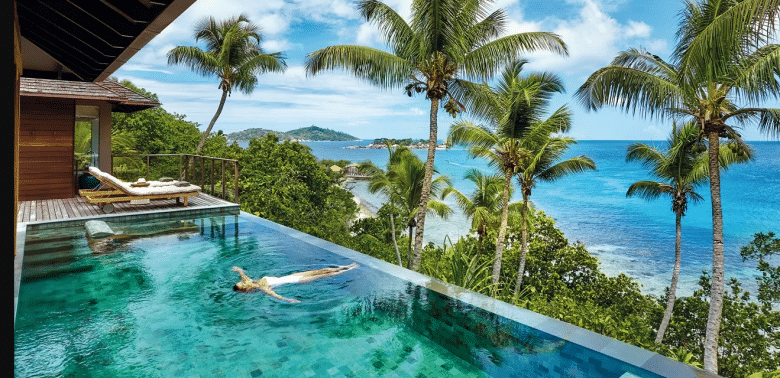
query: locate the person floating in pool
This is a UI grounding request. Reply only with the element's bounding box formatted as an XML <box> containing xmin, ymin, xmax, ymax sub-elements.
<box><xmin>231</xmin><ymin>263</ymin><xmax>359</xmax><ymax>303</ymax></box>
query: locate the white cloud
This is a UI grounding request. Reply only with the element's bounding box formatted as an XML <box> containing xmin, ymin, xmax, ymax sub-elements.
<box><xmin>644</xmin><ymin>39</ymin><xmax>669</xmax><ymax>53</ymax></box>
<box><xmin>262</xmin><ymin>39</ymin><xmax>294</xmax><ymax>53</ymax></box>
<box><xmin>257</xmin><ymin>13</ymin><xmax>290</xmax><ymax>36</ymax></box>
<box><xmin>624</xmin><ymin>21</ymin><xmax>651</xmax><ymax>38</ymax></box>
<box><xmin>114</xmin><ymin>65</ymin><xmax>431</xmax><ymax>137</ymax></box>
<box><xmin>119</xmin><ymin>65</ymin><xmax>174</xmax><ymax>75</ymax></box>
<box><xmin>356</xmin><ymin>22</ymin><xmax>383</xmax><ymax>46</ymax></box>
<box><xmin>519</xmin><ymin>0</ymin><xmax>668</xmax><ymax>75</ymax></box>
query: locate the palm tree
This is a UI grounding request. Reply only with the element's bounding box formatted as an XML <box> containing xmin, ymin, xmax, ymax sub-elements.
<box><xmin>360</xmin><ymin>141</ymin><xmax>403</xmax><ymax>266</ymax></box>
<box><xmin>305</xmin><ymin>0</ymin><xmax>568</xmax><ymax>272</ymax></box>
<box><xmin>626</xmin><ymin>122</ymin><xmax>751</xmax><ymax>344</ymax></box>
<box><xmin>168</xmin><ymin>14</ymin><xmax>287</xmax><ymax>153</ymax></box>
<box><xmin>513</xmin><ymin>124</ymin><xmax>596</xmax><ymax>299</ymax></box>
<box><xmin>447</xmin><ymin>61</ymin><xmax>567</xmax><ymax>287</ymax></box>
<box><xmin>441</xmin><ymin>168</ymin><xmax>519</xmax><ymax>255</ymax></box>
<box><xmin>575</xmin><ymin>0</ymin><xmax>778</xmax><ymax>371</ymax></box>
<box><xmin>363</xmin><ymin>147</ymin><xmax>452</xmax><ymax>269</ymax></box>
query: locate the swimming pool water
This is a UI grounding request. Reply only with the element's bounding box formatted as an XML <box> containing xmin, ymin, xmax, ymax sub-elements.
<box><xmin>15</xmin><ymin>213</ymin><xmax>666</xmax><ymax>377</ymax></box>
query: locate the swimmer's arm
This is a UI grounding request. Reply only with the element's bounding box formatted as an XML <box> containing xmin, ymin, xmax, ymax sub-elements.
<box><xmin>232</xmin><ymin>266</ymin><xmax>252</xmax><ymax>281</ymax></box>
<box><xmin>259</xmin><ymin>287</ymin><xmax>301</xmax><ymax>304</ymax></box>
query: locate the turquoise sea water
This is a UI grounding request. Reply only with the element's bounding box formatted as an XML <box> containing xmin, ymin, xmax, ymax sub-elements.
<box><xmin>15</xmin><ymin>214</ymin><xmax>664</xmax><ymax>378</ymax></box>
<box><xmin>291</xmin><ymin>140</ymin><xmax>780</xmax><ymax>297</ymax></box>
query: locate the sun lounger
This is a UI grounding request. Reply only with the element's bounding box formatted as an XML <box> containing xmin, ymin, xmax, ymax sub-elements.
<box><xmin>78</xmin><ymin>166</ymin><xmax>201</xmax><ymax>213</ymax></box>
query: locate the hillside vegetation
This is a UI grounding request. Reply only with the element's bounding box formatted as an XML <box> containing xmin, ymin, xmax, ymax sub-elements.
<box><xmin>226</xmin><ymin>125</ymin><xmax>359</xmax><ymax>141</ymax></box>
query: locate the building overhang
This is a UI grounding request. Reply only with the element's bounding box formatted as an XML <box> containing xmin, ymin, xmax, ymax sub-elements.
<box><xmin>17</xmin><ymin>0</ymin><xmax>196</xmax><ymax>82</ymax></box>
<box><xmin>20</xmin><ymin>77</ymin><xmax>160</xmax><ymax>113</ymax></box>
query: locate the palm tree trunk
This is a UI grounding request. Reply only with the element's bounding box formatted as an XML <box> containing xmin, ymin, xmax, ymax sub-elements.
<box><xmin>196</xmin><ymin>88</ymin><xmax>229</xmax><ymax>153</ymax></box>
<box><xmin>477</xmin><ymin>231</ymin><xmax>484</xmax><ymax>258</ymax></box>
<box><xmin>704</xmin><ymin>131</ymin><xmax>724</xmax><ymax>373</ymax></box>
<box><xmin>656</xmin><ymin>210</ymin><xmax>682</xmax><ymax>344</ymax></box>
<box><xmin>514</xmin><ymin>191</ymin><xmax>530</xmax><ymax>299</ymax></box>
<box><xmin>411</xmin><ymin>98</ymin><xmax>439</xmax><ymax>272</ymax></box>
<box><xmin>407</xmin><ymin>225</ymin><xmax>415</xmax><ymax>269</ymax></box>
<box><xmin>492</xmin><ymin>168</ymin><xmax>513</xmax><ymax>286</ymax></box>
<box><xmin>389</xmin><ymin>204</ymin><xmax>402</xmax><ymax>267</ymax></box>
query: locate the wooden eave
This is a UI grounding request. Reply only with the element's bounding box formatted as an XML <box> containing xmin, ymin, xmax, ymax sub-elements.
<box><xmin>17</xmin><ymin>0</ymin><xmax>196</xmax><ymax>82</ymax></box>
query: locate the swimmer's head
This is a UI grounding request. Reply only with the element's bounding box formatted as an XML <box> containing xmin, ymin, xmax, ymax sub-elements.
<box><xmin>233</xmin><ymin>281</ymin><xmax>251</xmax><ymax>291</ymax></box>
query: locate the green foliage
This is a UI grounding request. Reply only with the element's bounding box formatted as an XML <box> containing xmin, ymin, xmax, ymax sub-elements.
<box><xmin>112</xmin><ymin>81</ymin><xmax>202</xmax><ymax>156</ymax></box>
<box><xmin>239</xmin><ymin>134</ymin><xmax>357</xmax><ymax>239</ymax></box>
<box><xmin>747</xmin><ymin>370</ymin><xmax>780</xmax><ymax>378</ymax></box>
<box><xmin>110</xmin><ymin>80</ymin><xmax>202</xmax><ymax>181</ymax></box>
<box><xmin>422</xmin><ymin>236</ymin><xmax>494</xmax><ymax>295</ymax></box>
<box><xmin>740</xmin><ymin>232</ymin><xmax>780</xmax><ymax>304</ymax></box>
<box><xmin>664</xmin><ymin>272</ymin><xmax>780</xmax><ymax>377</ymax></box>
<box><xmin>350</xmin><ymin>204</ymin><xmax>403</xmax><ymax>245</ymax></box>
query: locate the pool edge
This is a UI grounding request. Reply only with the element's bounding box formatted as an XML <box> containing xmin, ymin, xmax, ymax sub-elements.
<box><xmin>15</xmin><ymin>222</ymin><xmax>26</xmax><ymax>326</ymax></box>
<box><xmin>239</xmin><ymin>211</ymin><xmax>722</xmax><ymax>378</ymax></box>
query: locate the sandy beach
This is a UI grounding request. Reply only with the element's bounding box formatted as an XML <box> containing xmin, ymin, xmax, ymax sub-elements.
<box><xmin>353</xmin><ymin>195</ymin><xmax>377</xmax><ymax>219</ymax></box>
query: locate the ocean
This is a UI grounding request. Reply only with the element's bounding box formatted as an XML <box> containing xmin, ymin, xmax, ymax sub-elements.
<box><xmin>240</xmin><ymin>139</ymin><xmax>779</xmax><ymax>297</ymax></box>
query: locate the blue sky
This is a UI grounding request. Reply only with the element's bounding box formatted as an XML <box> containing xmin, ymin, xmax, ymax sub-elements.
<box><xmin>114</xmin><ymin>0</ymin><xmax>777</xmax><ymax>141</ymax></box>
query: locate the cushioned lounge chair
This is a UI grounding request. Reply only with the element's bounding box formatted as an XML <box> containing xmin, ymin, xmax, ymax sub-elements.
<box><xmin>78</xmin><ymin>166</ymin><xmax>201</xmax><ymax>213</ymax></box>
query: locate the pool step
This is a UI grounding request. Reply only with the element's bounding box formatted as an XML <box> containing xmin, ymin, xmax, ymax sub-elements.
<box><xmin>22</xmin><ymin>263</ymin><xmax>94</xmax><ymax>283</ymax></box>
<box><xmin>24</xmin><ymin>238</ymin><xmax>84</xmax><ymax>256</ymax></box>
<box><xmin>24</xmin><ymin>232</ymin><xmax>85</xmax><ymax>247</ymax></box>
<box><xmin>23</xmin><ymin>250</ymin><xmax>89</xmax><ymax>267</ymax></box>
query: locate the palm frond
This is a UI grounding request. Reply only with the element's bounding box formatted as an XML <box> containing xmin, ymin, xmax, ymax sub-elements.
<box><xmin>358</xmin><ymin>0</ymin><xmax>417</xmax><ymax>58</ymax></box>
<box><xmin>464</xmin><ymin>9</ymin><xmax>506</xmax><ymax>49</ymax></box>
<box><xmin>448</xmin><ymin>79</ymin><xmax>501</xmax><ymax>123</ymax></box>
<box><xmin>757</xmin><ymin>108</ymin><xmax>780</xmax><ymax>136</ymax></box>
<box><xmin>731</xmin><ymin>44</ymin><xmax>780</xmax><ymax>103</ymax></box>
<box><xmin>305</xmin><ymin>45</ymin><xmax>412</xmax><ymax>89</ymax></box>
<box><xmin>462</xmin><ymin>32</ymin><xmax>568</xmax><ymax>81</ymax></box>
<box><xmin>611</xmin><ymin>48</ymin><xmax>679</xmax><ymax>81</ymax></box>
<box><xmin>447</xmin><ymin>121</ymin><xmax>499</xmax><ymax>150</ymax></box>
<box><xmin>167</xmin><ymin>46</ymin><xmax>220</xmax><ymax>76</ymax></box>
<box><xmin>675</xmin><ymin>0</ymin><xmax>780</xmax><ymax>76</ymax></box>
<box><xmin>426</xmin><ymin>199</ymin><xmax>453</xmax><ymax>219</ymax></box>
<box><xmin>626</xmin><ymin>180</ymin><xmax>672</xmax><ymax>200</ymax></box>
<box><xmin>537</xmin><ymin>156</ymin><xmax>597</xmax><ymax>182</ymax></box>
<box><xmin>575</xmin><ymin>65</ymin><xmax>683</xmax><ymax>118</ymax></box>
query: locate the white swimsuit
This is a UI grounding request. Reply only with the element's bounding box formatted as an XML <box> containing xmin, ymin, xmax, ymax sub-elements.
<box><xmin>263</xmin><ymin>275</ymin><xmax>302</xmax><ymax>287</ymax></box>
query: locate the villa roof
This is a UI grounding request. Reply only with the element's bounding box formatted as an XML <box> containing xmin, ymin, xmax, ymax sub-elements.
<box><xmin>20</xmin><ymin>77</ymin><xmax>160</xmax><ymax>113</ymax></box>
<box><xmin>17</xmin><ymin>0</ymin><xmax>196</xmax><ymax>82</ymax></box>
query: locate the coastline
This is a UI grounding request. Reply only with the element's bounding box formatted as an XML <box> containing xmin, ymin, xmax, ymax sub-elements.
<box><xmin>353</xmin><ymin>194</ymin><xmax>377</xmax><ymax>220</ymax></box>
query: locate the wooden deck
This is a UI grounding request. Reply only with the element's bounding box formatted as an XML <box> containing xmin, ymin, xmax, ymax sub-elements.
<box><xmin>17</xmin><ymin>192</ymin><xmax>239</xmax><ymax>224</ymax></box>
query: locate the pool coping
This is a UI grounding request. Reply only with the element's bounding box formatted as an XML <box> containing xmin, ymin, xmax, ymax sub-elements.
<box><xmin>13</xmin><ymin>208</ymin><xmax>721</xmax><ymax>378</ymax></box>
<box><xmin>239</xmin><ymin>211</ymin><xmax>722</xmax><ymax>378</ymax></box>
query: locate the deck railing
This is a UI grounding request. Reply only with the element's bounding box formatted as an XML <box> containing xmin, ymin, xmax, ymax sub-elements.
<box><xmin>111</xmin><ymin>154</ymin><xmax>239</xmax><ymax>204</ymax></box>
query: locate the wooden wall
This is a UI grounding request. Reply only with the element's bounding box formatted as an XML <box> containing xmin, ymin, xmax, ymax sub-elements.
<box><xmin>19</xmin><ymin>97</ymin><xmax>75</xmax><ymax>200</ymax></box>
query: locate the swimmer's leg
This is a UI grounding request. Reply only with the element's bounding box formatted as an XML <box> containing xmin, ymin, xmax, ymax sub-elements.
<box><xmin>295</xmin><ymin>263</ymin><xmax>358</xmax><ymax>283</ymax></box>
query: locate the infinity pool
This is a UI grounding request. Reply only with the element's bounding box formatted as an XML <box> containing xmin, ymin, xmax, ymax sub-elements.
<box><xmin>14</xmin><ymin>211</ymin><xmax>699</xmax><ymax>377</ymax></box>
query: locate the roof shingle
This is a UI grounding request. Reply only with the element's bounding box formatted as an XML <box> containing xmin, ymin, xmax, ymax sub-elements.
<box><xmin>20</xmin><ymin>77</ymin><xmax>160</xmax><ymax>113</ymax></box>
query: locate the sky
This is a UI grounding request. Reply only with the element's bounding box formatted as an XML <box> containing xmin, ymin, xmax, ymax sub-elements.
<box><xmin>113</xmin><ymin>0</ymin><xmax>778</xmax><ymax>141</ymax></box>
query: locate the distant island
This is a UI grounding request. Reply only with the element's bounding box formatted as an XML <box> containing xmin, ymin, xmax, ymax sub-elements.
<box><xmin>347</xmin><ymin>138</ymin><xmax>447</xmax><ymax>150</ymax></box>
<box><xmin>226</xmin><ymin>126</ymin><xmax>359</xmax><ymax>142</ymax></box>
